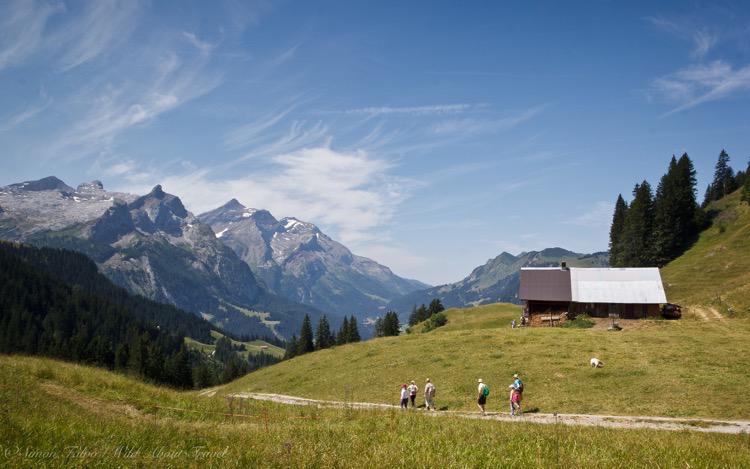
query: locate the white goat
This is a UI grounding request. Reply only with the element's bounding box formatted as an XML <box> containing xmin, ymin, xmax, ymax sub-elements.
<box><xmin>590</xmin><ymin>357</ymin><xmax>604</xmax><ymax>368</ymax></box>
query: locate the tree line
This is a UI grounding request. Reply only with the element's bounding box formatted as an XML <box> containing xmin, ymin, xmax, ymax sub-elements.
<box><xmin>284</xmin><ymin>314</ymin><xmax>361</xmax><ymax>359</ymax></box>
<box><xmin>0</xmin><ymin>242</ymin><xmax>278</xmax><ymax>389</ymax></box>
<box><xmin>408</xmin><ymin>299</ymin><xmax>445</xmax><ymax>327</ymax></box>
<box><xmin>609</xmin><ymin>150</ymin><xmax>749</xmax><ymax>267</ymax></box>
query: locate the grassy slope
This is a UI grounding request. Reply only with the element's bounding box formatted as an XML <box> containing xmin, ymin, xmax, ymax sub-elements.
<box><xmin>2</xmin><ymin>355</ymin><xmax>749</xmax><ymax>468</ymax></box>
<box><xmin>223</xmin><ymin>303</ymin><xmax>750</xmax><ymax>419</ymax></box>
<box><xmin>661</xmin><ymin>190</ymin><xmax>750</xmax><ymax>315</ymax></box>
<box><xmin>185</xmin><ymin>331</ymin><xmax>285</xmax><ymax>360</ymax></box>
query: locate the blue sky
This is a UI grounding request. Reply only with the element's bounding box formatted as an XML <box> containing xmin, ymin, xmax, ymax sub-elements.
<box><xmin>1</xmin><ymin>1</ymin><xmax>749</xmax><ymax>285</ymax></box>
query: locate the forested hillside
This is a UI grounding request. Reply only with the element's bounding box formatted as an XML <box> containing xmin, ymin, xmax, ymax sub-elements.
<box><xmin>0</xmin><ymin>242</ymin><xmax>280</xmax><ymax>387</ymax></box>
<box><xmin>609</xmin><ymin>150</ymin><xmax>748</xmax><ymax>268</ymax></box>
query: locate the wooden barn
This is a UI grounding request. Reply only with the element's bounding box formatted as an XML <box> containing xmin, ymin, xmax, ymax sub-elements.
<box><xmin>518</xmin><ymin>265</ymin><xmax>667</xmax><ymax>326</ymax></box>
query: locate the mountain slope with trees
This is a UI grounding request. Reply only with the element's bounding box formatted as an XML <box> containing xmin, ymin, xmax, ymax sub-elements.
<box><xmin>0</xmin><ymin>242</ymin><xmax>279</xmax><ymax>387</ymax></box>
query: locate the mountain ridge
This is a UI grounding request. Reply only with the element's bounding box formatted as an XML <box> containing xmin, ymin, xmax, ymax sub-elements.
<box><xmin>199</xmin><ymin>199</ymin><xmax>429</xmax><ymax>318</ymax></box>
<box><xmin>0</xmin><ymin>177</ymin><xmax>328</xmax><ymax>339</ymax></box>
<box><xmin>387</xmin><ymin>247</ymin><xmax>609</xmax><ymax>314</ymax></box>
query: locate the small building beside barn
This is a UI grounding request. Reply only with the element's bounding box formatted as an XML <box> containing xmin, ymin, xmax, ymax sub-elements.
<box><xmin>518</xmin><ymin>264</ymin><xmax>667</xmax><ymax>326</ymax></box>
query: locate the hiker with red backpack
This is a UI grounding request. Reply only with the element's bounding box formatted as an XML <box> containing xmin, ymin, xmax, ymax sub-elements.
<box><xmin>477</xmin><ymin>378</ymin><xmax>489</xmax><ymax>415</ymax></box>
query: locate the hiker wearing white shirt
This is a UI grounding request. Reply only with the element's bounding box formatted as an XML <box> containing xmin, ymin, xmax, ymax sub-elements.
<box><xmin>424</xmin><ymin>379</ymin><xmax>436</xmax><ymax>411</ymax></box>
<box><xmin>407</xmin><ymin>380</ymin><xmax>418</xmax><ymax>407</ymax></box>
<box><xmin>399</xmin><ymin>384</ymin><xmax>409</xmax><ymax>409</ymax></box>
<box><xmin>477</xmin><ymin>378</ymin><xmax>488</xmax><ymax>415</ymax></box>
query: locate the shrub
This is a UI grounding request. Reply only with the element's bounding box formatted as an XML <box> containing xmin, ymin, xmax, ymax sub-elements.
<box><xmin>422</xmin><ymin>312</ymin><xmax>447</xmax><ymax>332</ymax></box>
<box><xmin>561</xmin><ymin>314</ymin><xmax>594</xmax><ymax>329</ymax></box>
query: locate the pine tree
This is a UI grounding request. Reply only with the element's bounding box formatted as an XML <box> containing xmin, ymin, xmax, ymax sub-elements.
<box><xmin>384</xmin><ymin>311</ymin><xmax>400</xmax><ymax>336</ymax></box>
<box><xmin>742</xmin><ymin>159</ymin><xmax>750</xmax><ymax>204</ymax></box>
<box><xmin>416</xmin><ymin>304</ymin><xmax>428</xmax><ymax>323</ymax></box>
<box><xmin>652</xmin><ymin>154</ymin><xmax>699</xmax><ymax>266</ymax></box>
<box><xmin>608</xmin><ymin>194</ymin><xmax>628</xmax><ymax>267</ymax></box>
<box><xmin>337</xmin><ymin>317</ymin><xmax>349</xmax><ymax>345</ymax></box>
<box><xmin>709</xmin><ymin>149</ymin><xmax>736</xmax><ymax>202</ymax></box>
<box><xmin>620</xmin><ymin>181</ymin><xmax>655</xmax><ymax>267</ymax></box>
<box><xmin>315</xmin><ymin>315</ymin><xmax>333</xmax><ymax>350</ymax></box>
<box><xmin>284</xmin><ymin>334</ymin><xmax>298</xmax><ymax>359</ymax></box>
<box><xmin>428</xmin><ymin>298</ymin><xmax>445</xmax><ymax>317</ymax></box>
<box><xmin>408</xmin><ymin>305</ymin><xmax>420</xmax><ymax>326</ymax></box>
<box><xmin>297</xmin><ymin>314</ymin><xmax>315</xmax><ymax>355</ymax></box>
<box><xmin>347</xmin><ymin>315</ymin><xmax>361</xmax><ymax>343</ymax></box>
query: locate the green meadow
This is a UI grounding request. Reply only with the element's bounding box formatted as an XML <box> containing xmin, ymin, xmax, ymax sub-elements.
<box><xmin>2</xmin><ymin>355</ymin><xmax>749</xmax><ymax>468</ymax></box>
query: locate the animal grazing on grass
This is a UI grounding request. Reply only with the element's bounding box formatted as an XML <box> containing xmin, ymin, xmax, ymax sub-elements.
<box><xmin>590</xmin><ymin>358</ymin><xmax>604</xmax><ymax>368</ymax></box>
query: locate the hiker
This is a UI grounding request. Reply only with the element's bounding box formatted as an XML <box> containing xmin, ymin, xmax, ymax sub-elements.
<box><xmin>508</xmin><ymin>385</ymin><xmax>522</xmax><ymax>416</ymax></box>
<box><xmin>424</xmin><ymin>378</ymin><xmax>436</xmax><ymax>411</ymax></box>
<box><xmin>510</xmin><ymin>373</ymin><xmax>523</xmax><ymax>415</ymax></box>
<box><xmin>408</xmin><ymin>380</ymin><xmax>418</xmax><ymax>407</ymax></box>
<box><xmin>477</xmin><ymin>378</ymin><xmax>489</xmax><ymax>415</ymax></box>
<box><xmin>399</xmin><ymin>384</ymin><xmax>409</xmax><ymax>409</ymax></box>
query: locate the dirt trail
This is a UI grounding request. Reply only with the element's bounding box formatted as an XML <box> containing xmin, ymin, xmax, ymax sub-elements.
<box><xmin>232</xmin><ymin>392</ymin><xmax>750</xmax><ymax>435</ymax></box>
<box><xmin>690</xmin><ymin>306</ymin><xmax>726</xmax><ymax>322</ymax></box>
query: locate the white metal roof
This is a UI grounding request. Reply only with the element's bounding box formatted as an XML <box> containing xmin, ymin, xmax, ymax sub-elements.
<box><xmin>569</xmin><ymin>267</ymin><xmax>667</xmax><ymax>304</ymax></box>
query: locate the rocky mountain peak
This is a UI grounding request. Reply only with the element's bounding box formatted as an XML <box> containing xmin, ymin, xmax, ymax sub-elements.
<box><xmin>76</xmin><ymin>180</ymin><xmax>104</xmax><ymax>193</ymax></box>
<box><xmin>10</xmin><ymin>176</ymin><xmax>75</xmax><ymax>193</ymax></box>
<box><xmin>221</xmin><ymin>198</ymin><xmax>245</xmax><ymax>211</ymax></box>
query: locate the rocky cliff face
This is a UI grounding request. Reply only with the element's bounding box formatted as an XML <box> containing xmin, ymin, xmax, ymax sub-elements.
<box><xmin>387</xmin><ymin>248</ymin><xmax>609</xmax><ymax>314</ymax></box>
<box><xmin>199</xmin><ymin>200</ymin><xmax>429</xmax><ymax>317</ymax></box>
<box><xmin>0</xmin><ymin>178</ymin><xmax>325</xmax><ymax>338</ymax></box>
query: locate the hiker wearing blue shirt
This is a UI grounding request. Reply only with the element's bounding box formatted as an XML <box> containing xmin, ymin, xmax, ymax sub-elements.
<box><xmin>511</xmin><ymin>374</ymin><xmax>523</xmax><ymax>416</ymax></box>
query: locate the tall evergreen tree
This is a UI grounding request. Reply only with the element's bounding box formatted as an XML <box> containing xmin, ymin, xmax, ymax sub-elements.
<box><xmin>337</xmin><ymin>317</ymin><xmax>349</xmax><ymax>345</ymax></box>
<box><xmin>742</xmin><ymin>159</ymin><xmax>750</xmax><ymax>204</ymax></box>
<box><xmin>297</xmin><ymin>314</ymin><xmax>315</xmax><ymax>355</ymax></box>
<box><xmin>608</xmin><ymin>194</ymin><xmax>628</xmax><ymax>267</ymax></box>
<box><xmin>284</xmin><ymin>334</ymin><xmax>298</xmax><ymax>359</ymax></box>
<box><xmin>620</xmin><ymin>181</ymin><xmax>655</xmax><ymax>267</ymax></box>
<box><xmin>408</xmin><ymin>305</ymin><xmax>420</xmax><ymax>326</ymax></box>
<box><xmin>709</xmin><ymin>149</ymin><xmax>736</xmax><ymax>202</ymax></box>
<box><xmin>315</xmin><ymin>315</ymin><xmax>333</xmax><ymax>349</ymax></box>
<box><xmin>652</xmin><ymin>154</ymin><xmax>699</xmax><ymax>265</ymax></box>
<box><xmin>347</xmin><ymin>315</ymin><xmax>361</xmax><ymax>343</ymax></box>
<box><xmin>428</xmin><ymin>298</ymin><xmax>445</xmax><ymax>317</ymax></box>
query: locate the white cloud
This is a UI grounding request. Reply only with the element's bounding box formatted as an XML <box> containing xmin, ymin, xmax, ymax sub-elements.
<box><xmin>432</xmin><ymin>105</ymin><xmax>545</xmax><ymax>135</ymax></box>
<box><xmin>651</xmin><ymin>60</ymin><xmax>750</xmax><ymax>116</ymax></box>
<box><xmin>0</xmin><ymin>0</ymin><xmax>63</xmax><ymax>71</ymax></box>
<box><xmin>342</xmin><ymin>103</ymin><xmax>478</xmax><ymax>116</ymax></box>
<box><xmin>0</xmin><ymin>96</ymin><xmax>52</xmax><ymax>132</ymax></box>
<box><xmin>644</xmin><ymin>16</ymin><xmax>718</xmax><ymax>59</ymax></box>
<box><xmin>117</xmin><ymin>146</ymin><xmax>411</xmax><ymax>245</ymax></box>
<box><xmin>568</xmin><ymin>201</ymin><xmax>614</xmax><ymax>228</ymax></box>
<box><xmin>54</xmin><ymin>0</ymin><xmax>141</xmax><ymax>71</ymax></box>
<box><xmin>45</xmin><ymin>42</ymin><xmax>222</xmax><ymax>159</ymax></box>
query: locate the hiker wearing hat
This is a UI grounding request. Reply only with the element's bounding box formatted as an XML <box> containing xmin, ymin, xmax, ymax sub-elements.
<box><xmin>424</xmin><ymin>378</ymin><xmax>436</xmax><ymax>411</ymax></box>
<box><xmin>476</xmin><ymin>379</ymin><xmax>489</xmax><ymax>415</ymax></box>
<box><xmin>511</xmin><ymin>373</ymin><xmax>523</xmax><ymax>416</ymax></box>
<box><xmin>399</xmin><ymin>384</ymin><xmax>409</xmax><ymax>409</ymax></box>
<box><xmin>407</xmin><ymin>380</ymin><xmax>419</xmax><ymax>407</ymax></box>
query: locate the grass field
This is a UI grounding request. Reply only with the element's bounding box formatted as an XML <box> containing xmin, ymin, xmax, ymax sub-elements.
<box><xmin>222</xmin><ymin>303</ymin><xmax>750</xmax><ymax>420</ymax></box>
<box><xmin>2</xmin><ymin>355</ymin><xmax>749</xmax><ymax>468</ymax></box>
<box><xmin>662</xmin><ymin>190</ymin><xmax>750</xmax><ymax>315</ymax></box>
<box><xmin>185</xmin><ymin>331</ymin><xmax>285</xmax><ymax>360</ymax></box>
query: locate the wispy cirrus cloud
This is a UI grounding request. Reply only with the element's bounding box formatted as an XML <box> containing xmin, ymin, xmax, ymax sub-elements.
<box><xmin>0</xmin><ymin>92</ymin><xmax>52</xmax><ymax>132</ymax></box>
<box><xmin>645</xmin><ymin>16</ymin><xmax>719</xmax><ymax>59</ymax></box>
<box><xmin>340</xmin><ymin>103</ymin><xmax>480</xmax><ymax>116</ymax></box>
<box><xmin>568</xmin><ymin>201</ymin><xmax>614</xmax><ymax>228</ymax></box>
<box><xmin>45</xmin><ymin>32</ymin><xmax>222</xmax><ymax>160</ymax></box>
<box><xmin>0</xmin><ymin>0</ymin><xmax>63</xmax><ymax>71</ymax></box>
<box><xmin>431</xmin><ymin>104</ymin><xmax>546</xmax><ymax>135</ymax></box>
<box><xmin>54</xmin><ymin>0</ymin><xmax>141</xmax><ymax>71</ymax></box>
<box><xmin>650</xmin><ymin>60</ymin><xmax>750</xmax><ymax>116</ymax></box>
<box><xmin>119</xmin><ymin>146</ymin><xmax>411</xmax><ymax>245</ymax></box>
